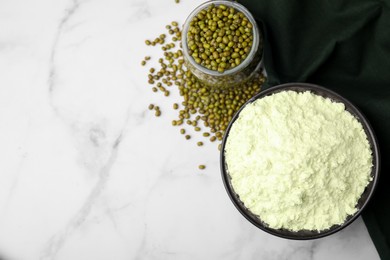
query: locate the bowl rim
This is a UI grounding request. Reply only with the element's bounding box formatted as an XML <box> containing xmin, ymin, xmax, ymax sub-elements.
<box><xmin>220</xmin><ymin>82</ymin><xmax>381</xmax><ymax>240</ymax></box>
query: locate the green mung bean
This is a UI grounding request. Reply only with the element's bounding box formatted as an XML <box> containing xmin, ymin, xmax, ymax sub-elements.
<box><xmin>143</xmin><ymin>20</ymin><xmax>265</xmax><ymax>171</ymax></box>
<box><xmin>186</xmin><ymin>4</ymin><xmax>253</xmax><ymax>72</ymax></box>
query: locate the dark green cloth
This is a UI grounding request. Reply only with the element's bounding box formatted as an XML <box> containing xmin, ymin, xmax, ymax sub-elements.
<box><xmin>239</xmin><ymin>0</ymin><xmax>390</xmax><ymax>259</ymax></box>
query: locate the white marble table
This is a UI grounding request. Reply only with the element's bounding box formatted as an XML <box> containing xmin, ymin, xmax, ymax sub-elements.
<box><xmin>0</xmin><ymin>0</ymin><xmax>380</xmax><ymax>259</ymax></box>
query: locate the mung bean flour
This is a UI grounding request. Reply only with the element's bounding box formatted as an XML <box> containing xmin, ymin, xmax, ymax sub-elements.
<box><xmin>225</xmin><ymin>91</ymin><xmax>373</xmax><ymax>231</ymax></box>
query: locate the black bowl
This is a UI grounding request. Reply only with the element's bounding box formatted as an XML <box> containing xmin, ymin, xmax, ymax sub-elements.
<box><xmin>220</xmin><ymin>83</ymin><xmax>380</xmax><ymax>240</ymax></box>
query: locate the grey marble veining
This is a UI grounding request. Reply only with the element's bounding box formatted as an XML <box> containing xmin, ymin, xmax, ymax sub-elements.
<box><xmin>0</xmin><ymin>0</ymin><xmax>380</xmax><ymax>259</ymax></box>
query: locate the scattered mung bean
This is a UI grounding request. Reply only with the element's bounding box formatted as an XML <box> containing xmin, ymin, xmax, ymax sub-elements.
<box><xmin>142</xmin><ymin>19</ymin><xmax>265</xmax><ymax>171</ymax></box>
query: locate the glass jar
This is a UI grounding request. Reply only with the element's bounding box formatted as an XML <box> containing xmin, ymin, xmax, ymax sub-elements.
<box><xmin>182</xmin><ymin>0</ymin><xmax>263</xmax><ymax>89</ymax></box>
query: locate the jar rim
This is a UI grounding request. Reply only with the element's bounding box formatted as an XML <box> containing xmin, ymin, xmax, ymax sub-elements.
<box><xmin>182</xmin><ymin>0</ymin><xmax>260</xmax><ymax>77</ymax></box>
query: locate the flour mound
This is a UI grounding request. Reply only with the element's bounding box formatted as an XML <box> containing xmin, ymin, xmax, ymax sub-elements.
<box><xmin>225</xmin><ymin>91</ymin><xmax>373</xmax><ymax>231</ymax></box>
